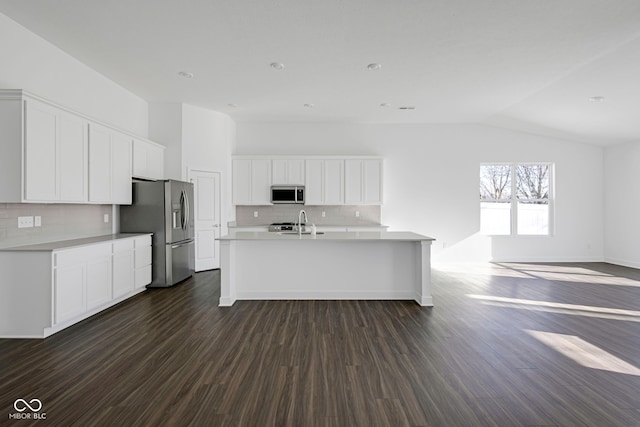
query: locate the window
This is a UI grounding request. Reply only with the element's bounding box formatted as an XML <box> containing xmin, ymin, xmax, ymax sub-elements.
<box><xmin>480</xmin><ymin>163</ymin><xmax>552</xmax><ymax>235</ymax></box>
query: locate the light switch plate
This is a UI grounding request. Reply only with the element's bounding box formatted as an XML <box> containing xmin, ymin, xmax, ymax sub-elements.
<box><xmin>103</xmin><ymin>213</ymin><xmax>109</xmax><ymax>223</ymax></box>
<box><xmin>253</xmin><ymin>211</ymin><xmax>258</xmax><ymax>218</ymax></box>
<box><xmin>34</xmin><ymin>216</ymin><xmax>42</xmax><ymax>227</ymax></box>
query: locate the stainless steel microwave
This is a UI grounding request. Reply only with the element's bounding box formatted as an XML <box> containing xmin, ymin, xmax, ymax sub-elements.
<box><xmin>271</xmin><ymin>186</ymin><xmax>305</xmax><ymax>204</ymax></box>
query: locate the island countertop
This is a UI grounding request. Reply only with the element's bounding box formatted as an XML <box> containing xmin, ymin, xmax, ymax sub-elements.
<box><xmin>217</xmin><ymin>230</ymin><xmax>434</xmax><ymax>242</ymax></box>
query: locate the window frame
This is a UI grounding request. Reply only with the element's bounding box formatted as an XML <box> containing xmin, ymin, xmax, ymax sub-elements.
<box><xmin>480</xmin><ymin>162</ymin><xmax>554</xmax><ymax>236</ymax></box>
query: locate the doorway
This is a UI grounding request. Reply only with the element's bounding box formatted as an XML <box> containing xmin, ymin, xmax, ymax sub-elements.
<box><xmin>190</xmin><ymin>170</ymin><xmax>221</xmax><ymax>271</ymax></box>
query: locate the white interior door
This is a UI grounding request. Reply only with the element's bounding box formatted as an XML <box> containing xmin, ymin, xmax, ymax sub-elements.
<box><xmin>191</xmin><ymin>170</ymin><xmax>221</xmax><ymax>271</ymax></box>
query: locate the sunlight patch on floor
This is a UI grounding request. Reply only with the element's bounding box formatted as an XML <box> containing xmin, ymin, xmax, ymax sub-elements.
<box><xmin>467</xmin><ymin>294</ymin><xmax>640</xmax><ymax>323</ymax></box>
<box><xmin>526</xmin><ymin>330</ymin><xmax>640</xmax><ymax>376</ymax></box>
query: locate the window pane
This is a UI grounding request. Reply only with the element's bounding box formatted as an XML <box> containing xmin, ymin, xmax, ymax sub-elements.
<box><xmin>481</xmin><ymin>201</ymin><xmax>511</xmax><ymax>235</ymax></box>
<box><xmin>517</xmin><ymin>201</ymin><xmax>549</xmax><ymax>235</ymax></box>
<box><xmin>516</xmin><ymin>164</ymin><xmax>549</xmax><ymax>201</ymax></box>
<box><xmin>480</xmin><ymin>165</ymin><xmax>511</xmax><ymax>200</ymax></box>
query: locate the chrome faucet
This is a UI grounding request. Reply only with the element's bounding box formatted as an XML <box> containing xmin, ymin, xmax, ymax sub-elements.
<box><xmin>297</xmin><ymin>209</ymin><xmax>308</xmax><ymax>236</ymax></box>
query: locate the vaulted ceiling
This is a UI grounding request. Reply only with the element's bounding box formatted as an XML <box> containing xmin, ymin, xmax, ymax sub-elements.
<box><xmin>1</xmin><ymin>0</ymin><xmax>640</xmax><ymax>145</ymax></box>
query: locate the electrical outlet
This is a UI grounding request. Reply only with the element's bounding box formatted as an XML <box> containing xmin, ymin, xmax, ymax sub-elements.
<box><xmin>18</xmin><ymin>216</ymin><xmax>34</xmax><ymax>228</ymax></box>
<box><xmin>103</xmin><ymin>213</ymin><xmax>109</xmax><ymax>223</ymax></box>
<box><xmin>34</xmin><ymin>216</ymin><xmax>42</xmax><ymax>227</ymax></box>
<box><xmin>355</xmin><ymin>211</ymin><xmax>360</xmax><ymax>217</ymax></box>
<box><xmin>254</xmin><ymin>211</ymin><xmax>259</xmax><ymax>218</ymax></box>
<box><xmin>322</xmin><ymin>211</ymin><xmax>326</xmax><ymax>218</ymax></box>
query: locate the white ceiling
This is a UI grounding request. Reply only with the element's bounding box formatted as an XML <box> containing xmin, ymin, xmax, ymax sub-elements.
<box><xmin>1</xmin><ymin>0</ymin><xmax>640</xmax><ymax>146</ymax></box>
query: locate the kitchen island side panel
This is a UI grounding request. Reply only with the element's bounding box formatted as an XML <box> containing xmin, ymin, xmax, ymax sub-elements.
<box><xmin>219</xmin><ymin>238</ymin><xmax>433</xmax><ymax>306</ymax></box>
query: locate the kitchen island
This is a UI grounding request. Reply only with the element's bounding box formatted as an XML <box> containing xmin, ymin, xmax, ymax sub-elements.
<box><xmin>217</xmin><ymin>231</ymin><xmax>435</xmax><ymax>307</ymax></box>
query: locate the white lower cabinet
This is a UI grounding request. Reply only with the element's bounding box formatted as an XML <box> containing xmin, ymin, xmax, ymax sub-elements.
<box><xmin>48</xmin><ymin>235</ymin><xmax>151</xmax><ymax>334</ymax></box>
<box><xmin>85</xmin><ymin>250</ymin><xmax>112</xmax><ymax>311</ymax></box>
<box><xmin>54</xmin><ymin>262</ymin><xmax>86</xmax><ymax>325</ymax></box>
<box><xmin>112</xmin><ymin>240</ymin><xmax>135</xmax><ymax>298</ymax></box>
<box><xmin>134</xmin><ymin>235</ymin><xmax>152</xmax><ymax>288</ymax></box>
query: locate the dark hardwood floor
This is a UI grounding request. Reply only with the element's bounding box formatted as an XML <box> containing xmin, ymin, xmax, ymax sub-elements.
<box><xmin>1</xmin><ymin>262</ymin><xmax>640</xmax><ymax>426</ymax></box>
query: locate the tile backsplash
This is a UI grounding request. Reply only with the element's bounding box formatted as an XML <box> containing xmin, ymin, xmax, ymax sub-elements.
<box><xmin>236</xmin><ymin>205</ymin><xmax>381</xmax><ymax>226</ymax></box>
<box><xmin>0</xmin><ymin>203</ymin><xmax>113</xmax><ymax>248</ymax></box>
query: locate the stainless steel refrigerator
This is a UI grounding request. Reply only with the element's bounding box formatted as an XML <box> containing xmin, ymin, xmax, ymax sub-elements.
<box><xmin>120</xmin><ymin>180</ymin><xmax>195</xmax><ymax>287</ymax></box>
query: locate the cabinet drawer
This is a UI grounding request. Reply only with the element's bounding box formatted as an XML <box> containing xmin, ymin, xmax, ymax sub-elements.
<box><xmin>134</xmin><ymin>235</ymin><xmax>151</xmax><ymax>248</ymax></box>
<box><xmin>113</xmin><ymin>239</ymin><xmax>135</xmax><ymax>253</ymax></box>
<box><xmin>55</xmin><ymin>244</ymin><xmax>110</xmax><ymax>267</ymax></box>
<box><xmin>135</xmin><ymin>265</ymin><xmax>152</xmax><ymax>288</ymax></box>
<box><xmin>135</xmin><ymin>246</ymin><xmax>152</xmax><ymax>268</ymax></box>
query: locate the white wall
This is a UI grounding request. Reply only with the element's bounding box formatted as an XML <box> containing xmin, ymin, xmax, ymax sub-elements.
<box><xmin>148</xmin><ymin>103</ymin><xmax>184</xmax><ymax>180</ymax></box>
<box><xmin>236</xmin><ymin>122</ymin><xmax>604</xmax><ymax>262</ymax></box>
<box><xmin>604</xmin><ymin>142</ymin><xmax>640</xmax><ymax>268</ymax></box>
<box><xmin>182</xmin><ymin>104</ymin><xmax>236</xmax><ymax>234</ymax></box>
<box><xmin>149</xmin><ymin>103</ymin><xmax>236</xmax><ymax>234</ymax></box>
<box><xmin>0</xmin><ymin>12</ymin><xmax>148</xmax><ymax>137</ymax></box>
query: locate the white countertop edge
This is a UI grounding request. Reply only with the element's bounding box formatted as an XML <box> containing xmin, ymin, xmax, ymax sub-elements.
<box><xmin>217</xmin><ymin>231</ymin><xmax>434</xmax><ymax>242</ymax></box>
<box><xmin>0</xmin><ymin>233</ymin><xmax>153</xmax><ymax>252</ymax></box>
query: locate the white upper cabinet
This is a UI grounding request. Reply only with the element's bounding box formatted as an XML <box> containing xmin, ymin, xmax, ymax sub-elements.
<box><xmin>272</xmin><ymin>159</ymin><xmax>305</xmax><ymax>185</ymax></box>
<box><xmin>22</xmin><ymin>98</ymin><xmax>89</xmax><ymax>203</ymax></box>
<box><xmin>132</xmin><ymin>138</ymin><xmax>164</xmax><ymax>180</ymax></box>
<box><xmin>58</xmin><ymin>113</ymin><xmax>89</xmax><ymax>202</ymax></box>
<box><xmin>345</xmin><ymin>159</ymin><xmax>383</xmax><ymax>205</ymax></box>
<box><xmin>88</xmin><ymin>123</ymin><xmax>132</xmax><ymax>204</ymax></box>
<box><xmin>232</xmin><ymin>159</ymin><xmax>272</xmax><ymax>205</ymax></box>
<box><xmin>0</xmin><ymin>89</ymin><xmax>164</xmax><ymax>204</ymax></box>
<box><xmin>232</xmin><ymin>156</ymin><xmax>382</xmax><ymax>206</ymax></box>
<box><xmin>24</xmin><ymin>99</ymin><xmax>58</xmax><ymax>201</ymax></box>
<box><xmin>304</xmin><ymin>159</ymin><xmax>344</xmax><ymax>205</ymax></box>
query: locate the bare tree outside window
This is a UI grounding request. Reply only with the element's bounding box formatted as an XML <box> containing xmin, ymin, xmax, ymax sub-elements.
<box><xmin>480</xmin><ymin>163</ymin><xmax>552</xmax><ymax>235</ymax></box>
<box><xmin>480</xmin><ymin>165</ymin><xmax>511</xmax><ymax>200</ymax></box>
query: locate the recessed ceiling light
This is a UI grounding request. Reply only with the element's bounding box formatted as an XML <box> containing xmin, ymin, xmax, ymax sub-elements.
<box><xmin>589</xmin><ymin>96</ymin><xmax>605</xmax><ymax>102</ymax></box>
<box><xmin>367</xmin><ymin>63</ymin><xmax>382</xmax><ymax>71</ymax></box>
<box><xmin>178</xmin><ymin>71</ymin><xmax>194</xmax><ymax>78</ymax></box>
<box><xmin>380</xmin><ymin>103</ymin><xmax>391</xmax><ymax>107</ymax></box>
<box><xmin>303</xmin><ymin>103</ymin><xmax>314</xmax><ymax>108</ymax></box>
<box><xmin>399</xmin><ymin>106</ymin><xmax>416</xmax><ymax>110</ymax></box>
<box><xmin>270</xmin><ymin>62</ymin><xmax>285</xmax><ymax>70</ymax></box>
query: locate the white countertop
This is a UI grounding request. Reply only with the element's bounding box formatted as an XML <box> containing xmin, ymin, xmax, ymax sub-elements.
<box><xmin>218</xmin><ymin>231</ymin><xmax>434</xmax><ymax>242</ymax></box>
<box><xmin>0</xmin><ymin>233</ymin><xmax>152</xmax><ymax>252</ymax></box>
<box><xmin>228</xmin><ymin>223</ymin><xmax>389</xmax><ymax>229</ymax></box>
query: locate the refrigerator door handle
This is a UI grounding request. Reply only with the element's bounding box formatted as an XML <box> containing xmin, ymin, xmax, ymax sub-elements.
<box><xmin>171</xmin><ymin>239</ymin><xmax>194</xmax><ymax>249</ymax></box>
<box><xmin>180</xmin><ymin>190</ymin><xmax>187</xmax><ymax>230</ymax></box>
<box><xmin>182</xmin><ymin>190</ymin><xmax>191</xmax><ymax>230</ymax></box>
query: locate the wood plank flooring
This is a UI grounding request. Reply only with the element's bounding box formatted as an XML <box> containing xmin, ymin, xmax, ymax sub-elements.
<box><xmin>1</xmin><ymin>262</ymin><xmax>640</xmax><ymax>426</ymax></box>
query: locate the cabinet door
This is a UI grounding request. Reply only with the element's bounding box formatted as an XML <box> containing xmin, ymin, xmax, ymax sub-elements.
<box><xmin>88</xmin><ymin>124</ymin><xmax>112</xmax><ymax>203</ymax></box>
<box><xmin>133</xmin><ymin>139</ymin><xmax>164</xmax><ymax>180</ymax></box>
<box><xmin>305</xmin><ymin>159</ymin><xmax>323</xmax><ymax>205</ymax></box>
<box><xmin>363</xmin><ymin>159</ymin><xmax>383</xmax><ymax>204</ymax></box>
<box><xmin>54</xmin><ymin>264</ymin><xmax>85</xmax><ymax>324</ymax></box>
<box><xmin>59</xmin><ymin>112</ymin><xmax>88</xmax><ymax>202</ymax></box>
<box><xmin>112</xmin><ymin>251</ymin><xmax>134</xmax><ymax>298</ymax></box>
<box><xmin>147</xmin><ymin>143</ymin><xmax>164</xmax><ymax>180</ymax></box>
<box><xmin>288</xmin><ymin>159</ymin><xmax>305</xmax><ymax>185</ymax></box>
<box><xmin>111</xmin><ymin>132</ymin><xmax>132</xmax><ymax>204</ymax></box>
<box><xmin>344</xmin><ymin>159</ymin><xmax>364</xmax><ymax>204</ymax></box>
<box><xmin>86</xmin><ymin>255</ymin><xmax>112</xmax><ymax>310</ymax></box>
<box><xmin>272</xmin><ymin>159</ymin><xmax>305</xmax><ymax>185</ymax></box>
<box><xmin>251</xmin><ymin>159</ymin><xmax>271</xmax><ymax>204</ymax></box>
<box><xmin>323</xmin><ymin>160</ymin><xmax>344</xmax><ymax>205</ymax></box>
<box><xmin>24</xmin><ymin>99</ymin><xmax>58</xmax><ymax>201</ymax></box>
<box><xmin>132</xmin><ymin>139</ymin><xmax>148</xmax><ymax>178</ymax></box>
<box><xmin>271</xmin><ymin>159</ymin><xmax>288</xmax><ymax>185</ymax></box>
